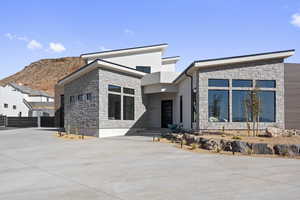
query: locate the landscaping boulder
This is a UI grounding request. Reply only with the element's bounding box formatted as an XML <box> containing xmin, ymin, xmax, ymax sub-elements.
<box><xmin>184</xmin><ymin>134</ymin><xmax>195</xmax><ymax>145</ymax></box>
<box><xmin>251</xmin><ymin>143</ymin><xmax>273</xmax><ymax>154</ymax></box>
<box><xmin>288</xmin><ymin>144</ymin><xmax>300</xmax><ymax>156</ymax></box>
<box><xmin>201</xmin><ymin>138</ymin><xmax>220</xmax><ymax>151</ymax></box>
<box><xmin>265</xmin><ymin>127</ymin><xmax>283</xmax><ymax>137</ymax></box>
<box><xmin>283</xmin><ymin>129</ymin><xmax>300</xmax><ymax>137</ymax></box>
<box><xmin>220</xmin><ymin>140</ymin><xmax>232</xmax><ymax>152</ymax></box>
<box><xmin>274</xmin><ymin>144</ymin><xmax>290</xmax><ymax>156</ymax></box>
<box><xmin>231</xmin><ymin>141</ymin><xmax>251</xmax><ymax>153</ymax></box>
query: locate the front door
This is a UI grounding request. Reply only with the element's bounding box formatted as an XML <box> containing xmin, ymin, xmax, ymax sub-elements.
<box><xmin>161</xmin><ymin>100</ymin><xmax>173</xmax><ymax>128</ymax></box>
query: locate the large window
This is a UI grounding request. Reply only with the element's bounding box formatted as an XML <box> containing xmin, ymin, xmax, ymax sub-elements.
<box><xmin>123</xmin><ymin>96</ymin><xmax>134</xmax><ymax>120</ymax></box>
<box><xmin>136</xmin><ymin>66</ymin><xmax>151</xmax><ymax>73</ymax></box>
<box><xmin>232</xmin><ymin>90</ymin><xmax>252</xmax><ymax>122</ymax></box>
<box><xmin>108</xmin><ymin>94</ymin><xmax>121</xmax><ymax>120</ymax></box>
<box><xmin>256</xmin><ymin>80</ymin><xmax>276</xmax><ymax>88</ymax></box>
<box><xmin>208</xmin><ymin>79</ymin><xmax>229</xmax><ymax>87</ymax></box>
<box><xmin>232</xmin><ymin>80</ymin><xmax>252</xmax><ymax>87</ymax></box>
<box><xmin>208</xmin><ymin>90</ymin><xmax>229</xmax><ymax>122</ymax></box>
<box><xmin>258</xmin><ymin>91</ymin><xmax>276</xmax><ymax>122</ymax></box>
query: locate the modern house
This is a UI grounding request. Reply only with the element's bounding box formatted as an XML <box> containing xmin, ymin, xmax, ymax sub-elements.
<box><xmin>0</xmin><ymin>83</ymin><xmax>55</xmax><ymax>117</ymax></box>
<box><xmin>55</xmin><ymin>44</ymin><xmax>300</xmax><ymax>137</ymax></box>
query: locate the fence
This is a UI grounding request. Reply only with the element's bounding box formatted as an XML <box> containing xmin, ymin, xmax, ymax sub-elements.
<box><xmin>0</xmin><ymin>115</ymin><xmax>6</xmax><ymax>127</ymax></box>
<box><xmin>4</xmin><ymin>116</ymin><xmax>55</xmax><ymax>128</ymax></box>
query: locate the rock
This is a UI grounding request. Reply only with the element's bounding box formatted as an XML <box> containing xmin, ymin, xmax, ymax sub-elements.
<box><xmin>274</xmin><ymin>144</ymin><xmax>290</xmax><ymax>156</ymax></box>
<box><xmin>231</xmin><ymin>141</ymin><xmax>251</xmax><ymax>153</ymax></box>
<box><xmin>288</xmin><ymin>144</ymin><xmax>300</xmax><ymax>156</ymax></box>
<box><xmin>265</xmin><ymin>127</ymin><xmax>283</xmax><ymax>137</ymax></box>
<box><xmin>221</xmin><ymin>140</ymin><xmax>233</xmax><ymax>152</ymax></box>
<box><xmin>184</xmin><ymin>134</ymin><xmax>195</xmax><ymax>145</ymax></box>
<box><xmin>251</xmin><ymin>143</ymin><xmax>273</xmax><ymax>154</ymax></box>
<box><xmin>201</xmin><ymin>138</ymin><xmax>220</xmax><ymax>151</ymax></box>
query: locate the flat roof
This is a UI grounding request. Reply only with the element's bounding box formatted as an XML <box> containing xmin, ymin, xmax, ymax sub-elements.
<box><xmin>81</xmin><ymin>43</ymin><xmax>168</xmax><ymax>58</ymax></box>
<box><xmin>173</xmin><ymin>49</ymin><xmax>295</xmax><ymax>84</ymax></box>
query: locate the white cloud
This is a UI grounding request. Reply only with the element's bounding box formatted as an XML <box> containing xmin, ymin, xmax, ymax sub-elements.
<box><xmin>49</xmin><ymin>42</ymin><xmax>66</xmax><ymax>53</ymax></box>
<box><xmin>99</xmin><ymin>46</ymin><xmax>110</xmax><ymax>51</ymax></box>
<box><xmin>291</xmin><ymin>13</ymin><xmax>300</xmax><ymax>27</ymax></box>
<box><xmin>4</xmin><ymin>33</ymin><xmax>29</xmax><ymax>41</ymax></box>
<box><xmin>124</xmin><ymin>29</ymin><xmax>134</xmax><ymax>35</ymax></box>
<box><xmin>4</xmin><ymin>33</ymin><xmax>15</xmax><ymax>40</ymax></box>
<box><xmin>27</xmin><ymin>40</ymin><xmax>43</xmax><ymax>50</ymax></box>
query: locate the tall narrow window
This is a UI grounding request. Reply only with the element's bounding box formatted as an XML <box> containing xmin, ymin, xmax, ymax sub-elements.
<box><xmin>13</xmin><ymin>105</ymin><xmax>17</xmax><ymax>110</ymax></box>
<box><xmin>108</xmin><ymin>94</ymin><xmax>121</xmax><ymax>120</ymax></box>
<box><xmin>123</xmin><ymin>96</ymin><xmax>134</xmax><ymax>120</ymax></box>
<box><xmin>180</xmin><ymin>96</ymin><xmax>183</xmax><ymax>123</ymax></box>
<box><xmin>208</xmin><ymin>90</ymin><xmax>229</xmax><ymax>122</ymax></box>
<box><xmin>4</xmin><ymin>103</ymin><xmax>8</xmax><ymax>108</ymax></box>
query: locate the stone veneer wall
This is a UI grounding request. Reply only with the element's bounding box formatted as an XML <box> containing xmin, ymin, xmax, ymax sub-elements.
<box><xmin>98</xmin><ymin>68</ymin><xmax>147</xmax><ymax>132</ymax></box>
<box><xmin>197</xmin><ymin>59</ymin><xmax>285</xmax><ymax>130</ymax></box>
<box><xmin>64</xmin><ymin>69</ymin><xmax>99</xmax><ymax>136</ymax></box>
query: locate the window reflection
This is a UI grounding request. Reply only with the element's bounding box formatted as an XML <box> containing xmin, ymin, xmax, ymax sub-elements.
<box><xmin>208</xmin><ymin>90</ymin><xmax>229</xmax><ymax>122</ymax></box>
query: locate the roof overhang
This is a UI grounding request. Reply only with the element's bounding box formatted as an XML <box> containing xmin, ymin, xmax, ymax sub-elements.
<box><xmin>162</xmin><ymin>56</ymin><xmax>180</xmax><ymax>64</ymax></box>
<box><xmin>81</xmin><ymin>44</ymin><xmax>168</xmax><ymax>60</ymax></box>
<box><xmin>57</xmin><ymin>59</ymin><xmax>146</xmax><ymax>86</ymax></box>
<box><xmin>173</xmin><ymin>49</ymin><xmax>295</xmax><ymax>84</ymax></box>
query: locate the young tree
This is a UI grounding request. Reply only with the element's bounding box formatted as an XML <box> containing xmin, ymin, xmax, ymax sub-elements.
<box><xmin>244</xmin><ymin>87</ymin><xmax>262</xmax><ymax>137</ymax></box>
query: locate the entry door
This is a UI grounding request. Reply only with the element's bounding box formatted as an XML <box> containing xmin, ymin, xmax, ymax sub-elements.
<box><xmin>161</xmin><ymin>100</ymin><xmax>173</xmax><ymax>128</ymax></box>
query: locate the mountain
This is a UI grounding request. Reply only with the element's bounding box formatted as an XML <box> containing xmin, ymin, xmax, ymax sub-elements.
<box><xmin>0</xmin><ymin>57</ymin><xmax>85</xmax><ymax>96</ymax></box>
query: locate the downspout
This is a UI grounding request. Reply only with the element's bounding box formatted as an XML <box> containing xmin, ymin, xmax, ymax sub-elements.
<box><xmin>184</xmin><ymin>70</ymin><xmax>194</xmax><ymax>130</ymax></box>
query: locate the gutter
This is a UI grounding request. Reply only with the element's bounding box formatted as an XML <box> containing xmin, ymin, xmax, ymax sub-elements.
<box><xmin>184</xmin><ymin>70</ymin><xmax>194</xmax><ymax>130</ymax></box>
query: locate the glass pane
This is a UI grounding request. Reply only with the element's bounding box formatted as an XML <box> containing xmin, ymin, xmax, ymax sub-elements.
<box><xmin>108</xmin><ymin>94</ymin><xmax>121</xmax><ymax>120</ymax></box>
<box><xmin>232</xmin><ymin>90</ymin><xmax>252</xmax><ymax>122</ymax></box>
<box><xmin>123</xmin><ymin>96</ymin><xmax>135</xmax><ymax>120</ymax></box>
<box><xmin>86</xmin><ymin>93</ymin><xmax>92</xmax><ymax>101</ymax></box>
<box><xmin>256</xmin><ymin>80</ymin><xmax>276</xmax><ymax>88</ymax></box>
<box><xmin>208</xmin><ymin>79</ymin><xmax>229</xmax><ymax>87</ymax></box>
<box><xmin>208</xmin><ymin>90</ymin><xmax>229</xmax><ymax>122</ymax></box>
<box><xmin>124</xmin><ymin>87</ymin><xmax>135</xmax><ymax>95</ymax></box>
<box><xmin>136</xmin><ymin>66</ymin><xmax>151</xmax><ymax>73</ymax></box>
<box><xmin>232</xmin><ymin>80</ymin><xmax>252</xmax><ymax>87</ymax></box>
<box><xmin>77</xmin><ymin>94</ymin><xmax>83</xmax><ymax>101</ymax></box>
<box><xmin>108</xmin><ymin>84</ymin><xmax>121</xmax><ymax>93</ymax></box>
<box><xmin>258</xmin><ymin>91</ymin><xmax>276</xmax><ymax>122</ymax></box>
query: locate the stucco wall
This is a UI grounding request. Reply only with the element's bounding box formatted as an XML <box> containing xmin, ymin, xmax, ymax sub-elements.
<box><xmin>197</xmin><ymin>59</ymin><xmax>285</xmax><ymax>130</ymax></box>
<box><xmin>64</xmin><ymin>69</ymin><xmax>99</xmax><ymax>136</ymax></box>
<box><xmin>147</xmin><ymin>93</ymin><xmax>176</xmax><ymax>128</ymax></box>
<box><xmin>98</xmin><ymin>68</ymin><xmax>147</xmax><ymax>136</ymax></box>
<box><xmin>174</xmin><ymin>78</ymin><xmax>192</xmax><ymax>129</ymax></box>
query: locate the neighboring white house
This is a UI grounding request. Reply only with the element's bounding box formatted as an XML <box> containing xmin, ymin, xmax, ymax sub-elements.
<box><xmin>0</xmin><ymin>84</ymin><xmax>30</xmax><ymax>116</ymax></box>
<box><xmin>0</xmin><ymin>83</ymin><xmax>55</xmax><ymax>117</ymax></box>
<box><xmin>9</xmin><ymin>83</ymin><xmax>54</xmax><ymax>102</ymax></box>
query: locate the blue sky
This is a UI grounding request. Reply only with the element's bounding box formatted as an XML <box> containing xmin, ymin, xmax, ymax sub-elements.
<box><xmin>1</xmin><ymin>0</ymin><xmax>300</xmax><ymax>79</ymax></box>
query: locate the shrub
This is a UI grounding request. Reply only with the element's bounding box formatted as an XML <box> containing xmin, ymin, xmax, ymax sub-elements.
<box><xmin>191</xmin><ymin>143</ymin><xmax>197</xmax><ymax>150</ymax></box>
<box><xmin>232</xmin><ymin>136</ymin><xmax>242</xmax><ymax>140</ymax></box>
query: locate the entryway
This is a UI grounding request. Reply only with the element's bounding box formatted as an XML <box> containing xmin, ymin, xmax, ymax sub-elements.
<box><xmin>161</xmin><ymin>100</ymin><xmax>173</xmax><ymax>128</ymax></box>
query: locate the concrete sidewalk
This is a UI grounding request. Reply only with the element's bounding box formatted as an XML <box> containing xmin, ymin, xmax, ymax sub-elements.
<box><xmin>0</xmin><ymin>128</ymin><xmax>300</xmax><ymax>200</ymax></box>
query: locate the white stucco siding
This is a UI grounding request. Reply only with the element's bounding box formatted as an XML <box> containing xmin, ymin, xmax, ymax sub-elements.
<box><xmin>161</xmin><ymin>63</ymin><xmax>176</xmax><ymax>72</ymax></box>
<box><xmin>88</xmin><ymin>51</ymin><xmax>163</xmax><ymax>73</ymax></box>
<box><xmin>0</xmin><ymin>85</ymin><xmax>29</xmax><ymax>116</ymax></box>
<box><xmin>174</xmin><ymin>77</ymin><xmax>191</xmax><ymax>129</ymax></box>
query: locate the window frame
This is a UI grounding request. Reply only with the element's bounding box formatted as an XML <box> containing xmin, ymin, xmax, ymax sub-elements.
<box><xmin>123</xmin><ymin>95</ymin><xmax>135</xmax><ymax>120</ymax></box>
<box><xmin>108</xmin><ymin>93</ymin><xmax>121</xmax><ymax>120</ymax></box>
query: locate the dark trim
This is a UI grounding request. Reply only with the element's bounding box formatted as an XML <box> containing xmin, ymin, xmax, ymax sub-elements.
<box><xmin>80</xmin><ymin>43</ymin><xmax>168</xmax><ymax>57</ymax></box>
<box><xmin>184</xmin><ymin>70</ymin><xmax>194</xmax><ymax>129</ymax></box>
<box><xmin>173</xmin><ymin>49</ymin><xmax>295</xmax><ymax>84</ymax></box>
<box><xmin>194</xmin><ymin>49</ymin><xmax>295</xmax><ymax>64</ymax></box>
<box><xmin>57</xmin><ymin>59</ymin><xmax>145</xmax><ymax>84</ymax></box>
<box><xmin>162</xmin><ymin>56</ymin><xmax>180</xmax><ymax>60</ymax></box>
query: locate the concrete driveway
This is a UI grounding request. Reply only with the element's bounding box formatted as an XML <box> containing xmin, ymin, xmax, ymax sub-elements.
<box><xmin>1</xmin><ymin>128</ymin><xmax>300</xmax><ymax>200</ymax></box>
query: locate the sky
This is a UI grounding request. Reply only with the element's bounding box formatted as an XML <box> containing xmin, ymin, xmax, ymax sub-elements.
<box><xmin>1</xmin><ymin>0</ymin><xmax>300</xmax><ymax>79</ymax></box>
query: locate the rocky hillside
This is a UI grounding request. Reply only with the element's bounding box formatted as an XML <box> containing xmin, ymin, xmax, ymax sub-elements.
<box><xmin>0</xmin><ymin>57</ymin><xmax>86</xmax><ymax>96</ymax></box>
